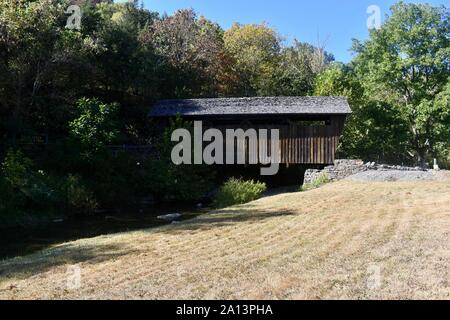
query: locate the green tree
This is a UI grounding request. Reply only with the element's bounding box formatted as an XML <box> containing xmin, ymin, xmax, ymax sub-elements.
<box><xmin>0</xmin><ymin>0</ymin><xmax>69</xmax><ymax>134</ymax></box>
<box><xmin>0</xmin><ymin>1</ymin><xmax>160</xmax><ymax>141</ymax></box>
<box><xmin>69</xmin><ymin>98</ymin><xmax>120</xmax><ymax>153</ymax></box>
<box><xmin>144</xmin><ymin>116</ymin><xmax>214</xmax><ymax>201</ymax></box>
<box><xmin>276</xmin><ymin>40</ymin><xmax>334</xmax><ymax>96</ymax></box>
<box><xmin>224</xmin><ymin>23</ymin><xmax>281</xmax><ymax>96</ymax></box>
<box><xmin>315</xmin><ymin>63</ymin><xmax>410</xmax><ymax>163</ymax></box>
<box><xmin>92</xmin><ymin>2</ymin><xmax>159</xmax><ymax>100</ymax></box>
<box><xmin>142</xmin><ymin>9</ymin><xmax>225</xmax><ymax>98</ymax></box>
<box><xmin>351</xmin><ymin>2</ymin><xmax>449</xmax><ymax>166</ymax></box>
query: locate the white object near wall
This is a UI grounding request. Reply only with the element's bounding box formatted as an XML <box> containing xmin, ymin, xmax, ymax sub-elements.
<box><xmin>433</xmin><ymin>159</ymin><xmax>440</xmax><ymax>171</ymax></box>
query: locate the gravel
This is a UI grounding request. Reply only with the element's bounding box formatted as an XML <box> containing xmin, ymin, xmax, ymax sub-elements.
<box><xmin>346</xmin><ymin>170</ymin><xmax>440</xmax><ymax>182</ymax></box>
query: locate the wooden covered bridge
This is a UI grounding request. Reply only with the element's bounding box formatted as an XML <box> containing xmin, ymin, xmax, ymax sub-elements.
<box><xmin>149</xmin><ymin>97</ymin><xmax>352</xmax><ymax>165</ymax></box>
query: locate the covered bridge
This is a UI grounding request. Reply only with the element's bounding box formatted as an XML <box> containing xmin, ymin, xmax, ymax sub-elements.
<box><xmin>149</xmin><ymin>96</ymin><xmax>351</xmax><ymax>165</ymax></box>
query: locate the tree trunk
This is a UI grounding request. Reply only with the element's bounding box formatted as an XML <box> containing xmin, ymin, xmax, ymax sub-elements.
<box><xmin>417</xmin><ymin>153</ymin><xmax>426</xmax><ymax>168</ymax></box>
<box><xmin>416</xmin><ymin>146</ymin><xmax>429</xmax><ymax>169</ymax></box>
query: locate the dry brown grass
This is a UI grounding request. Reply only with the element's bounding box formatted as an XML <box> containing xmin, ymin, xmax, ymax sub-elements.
<box><xmin>0</xmin><ymin>178</ymin><xmax>449</xmax><ymax>300</ymax></box>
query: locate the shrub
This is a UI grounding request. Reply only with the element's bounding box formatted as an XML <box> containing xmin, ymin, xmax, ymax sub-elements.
<box><xmin>144</xmin><ymin>115</ymin><xmax>215</xmax><ymax>202</ymax></box>
<box><xmin>214</xmin><ymin>178</ymin><xmax>267</xmax><ymax>208</ymax></box>
<box><xmin>1</xmin><ymin>149</ymin><xmax>62</xmax><ymax>207</ymax></box>
<box><xmin>23</xmin><ymin>170</ymin><xmax>61</xmax><ymax>206</ymax></box>
<box><xmin>145</xmin><ymin>159</ymin><xmax>214</xmax><ymax>202</ymax></box>
<box><xmin>301</xmin><ymin>173</ymin><xmax>330</xmax><ymax>191</ymax></box>
<box><xmin>69</xmin><ymin>98</ymin><xmax>121</xmax><ymax>155</ymax></box>
<box><xmin>2</xmin><ymin>149</ymin><xmax>33</xmax><ymax>190</ymax></box>
<box><xmin>0</xmin><ymin>149</ymin><xmax>66</xmax><ymax>224</ymax></box>
<box><xmin>65</xmin><ymin>174</ymin><xmax>98</xmax><ymax>215</ymax></box>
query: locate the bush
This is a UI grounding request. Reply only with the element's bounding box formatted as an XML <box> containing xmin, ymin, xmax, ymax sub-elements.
<box><xmin>300</xmin><ymin>173</ymin><xmax>330</xmax><ymax>191</ymax></box>
<box><xmin>0</xmin><ymin>149</ymin><xmax>97</xmax><ymax>221</ymax></box>
<box><xmin>69</xmin><ymin>98</ymin><xmax>121</xmax><ymax>155</ymax></box>
<box><xmin>214</xmin><ymin>178</ymin><xmax>267</xmax><ymax>208</ymax></box>
<box><xmin>0</xmin><ymin>149</ymin><xmax>65</xmax><ymax>226</ymax></box>
<box><xmin>65</xmin><ymin>174</ymin><xmax>98</xmax><ymax>215</ymax></box>
<box><xmin>143</xmin><ymin>115</ymin><xmax>215</xmax><ymax>202</ymax></box>
<box><xmin>2</xmin><ymin>149</ymin><xmax>33</xmax><ymax>190</ymax></box>
<box><xmin>84</xmin><ymin>151</ymin><xmax>138</xmax><ymax>208</ymax></box>
<box><xmin>144</xmin><ymin>159</ymin><xmax>214</xmax><ymax>202</ymax></box>
<box><xmin>1</xmin><ymin>149</ymin><xmax>61</xmax><ymax>207</ymax></box>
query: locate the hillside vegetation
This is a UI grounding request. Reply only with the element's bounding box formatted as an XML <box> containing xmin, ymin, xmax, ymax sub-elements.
<box><xmin>1</xmin><ymin>2</ymin><xmax>449</xmax><ymax>225</ymax></box>
<box><xmin>1</xmin><ymin>176</ymin><xmax>449</xmax><ymax>300</ymax></box>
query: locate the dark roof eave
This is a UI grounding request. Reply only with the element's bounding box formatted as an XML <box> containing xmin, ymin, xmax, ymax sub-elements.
<box><xmin>149</xmin><ymin>112</ymin><xmax>351</xmax><ymax>118</ymax></box>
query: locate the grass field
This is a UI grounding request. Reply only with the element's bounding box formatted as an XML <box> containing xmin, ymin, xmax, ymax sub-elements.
<box><xmin>0</xmin><ymin>177</ymin><xmax>449</xmax><ymax>300</ymax></box>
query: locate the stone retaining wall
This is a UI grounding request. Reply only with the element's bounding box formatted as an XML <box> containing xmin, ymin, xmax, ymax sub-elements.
<box><xmin>303</xmin><ymin>160</ymin><xmax>427</xmax><ymax>186</ymax></box>
<box><xmin>303</xmin><ymin>160</ymin><xmax>367</xmax><ymax>185</ymax></box>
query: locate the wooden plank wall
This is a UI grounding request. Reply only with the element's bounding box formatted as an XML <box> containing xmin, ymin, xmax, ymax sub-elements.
<box><xmin>205</xmin><ymin>116</ymin><xmax>346</xmax><ymax>165</ymax></box>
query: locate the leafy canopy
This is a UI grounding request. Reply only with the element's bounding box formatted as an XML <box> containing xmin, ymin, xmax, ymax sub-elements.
<box><xmin>69</xmin><ymin>98</ymin><xmax>120</xmax><ymax>152</ymax></box>
<box><xmin>351</xmin><ymin>2</ymin><xmax>449</xmax><ymax>164</ymax></box>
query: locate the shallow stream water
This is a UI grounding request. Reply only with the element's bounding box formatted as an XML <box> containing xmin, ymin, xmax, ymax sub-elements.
<box><xmin>0</xmin><ymin>204</ymin><xmax>201</xmax><ymax>260</ymax></box>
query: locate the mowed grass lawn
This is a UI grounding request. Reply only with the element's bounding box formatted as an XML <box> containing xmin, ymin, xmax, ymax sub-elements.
<box><xmin>1</xmin><ymin>178</ymin><xmax>449</xmax><ymax>300</ymax></box>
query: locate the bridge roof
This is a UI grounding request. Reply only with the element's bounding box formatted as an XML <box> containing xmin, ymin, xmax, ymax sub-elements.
<box><xmin>149</xmin><ymin>96</ymin><xmax>352</xmax><ymax>118</ymax></box>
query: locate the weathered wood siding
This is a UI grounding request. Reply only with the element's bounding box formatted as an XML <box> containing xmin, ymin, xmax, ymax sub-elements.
<box><xmin>206</xmin><ymin>116</ymin><xmax>346</xmax><ymax>165</ymax></box>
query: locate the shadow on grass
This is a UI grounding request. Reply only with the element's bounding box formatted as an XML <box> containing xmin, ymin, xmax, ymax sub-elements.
<box><xmin>0</xmin><ymin>241</ymin><xmax>138</xmax><ymax>284</ymax></box>
<box><xmin>0</xmin><ymin>206</ymin><xmax>297</xmax><ymax>284</ymax></box>
<box><xmin>151</xmin><ymin>206</ymin><xmax>298</xmax><ymax>235</ymax></box>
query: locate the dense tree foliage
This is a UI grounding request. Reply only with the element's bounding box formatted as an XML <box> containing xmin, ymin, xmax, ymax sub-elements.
<box><xmin>0</xmin><ymin>2</ymin><xmax>332</xmax><ymax>140</ymax></box>
<box><xmin>316</xmin><ymin>2</ymin><xmax>449</xmax><ymax>166</ymax></box>
<box><xmin>69</xmin><ymin>98</ymin><xmax>120</xmax><ymax>154</ymax></box>
<box><xmin>353</xmin><ymin>2</ymin><xmax>449</xmax><ymax>165</ymax></box>
<box><xmin>277</xmin><ymin>40</ymin><xmax>334</xmax><ymax>96</ymax></box>
<box><xmin>0</xmin><ymin>1</ymin><xmax>448</xmax><ymax>225</ymax></box>
<box><xmin>223</xmin><ymin>23</ymin><xmax>281</xmax><ymax>96</ymax></box>
<box><xmin>143</xmin><ymin>9</ymin><xmax>225</xmax><ymax>98</ymax></box>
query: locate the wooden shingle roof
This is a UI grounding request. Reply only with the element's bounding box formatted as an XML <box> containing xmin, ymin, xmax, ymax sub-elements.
<box><xmin>149</xmin><ymin>96</ymin><xmax>352</xmax><ymax>118</ymax></box>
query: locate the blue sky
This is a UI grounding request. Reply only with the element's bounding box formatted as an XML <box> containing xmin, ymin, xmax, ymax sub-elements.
<box><xmin>135</xmin><ymin>0</ymin><xmax>446</xmax><ymax>63</ymax></box>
